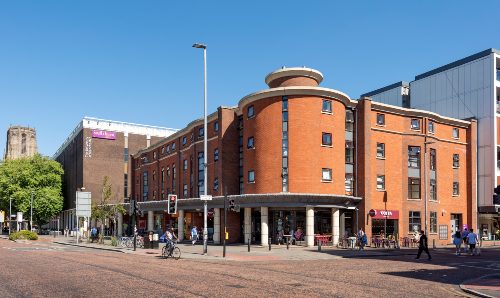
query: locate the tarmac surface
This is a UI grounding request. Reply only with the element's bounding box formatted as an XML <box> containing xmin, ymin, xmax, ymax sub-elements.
<box><xmin>1</xmin><ymin>235</ymin><xmax>499</xmax><ymax>297</ymax></box>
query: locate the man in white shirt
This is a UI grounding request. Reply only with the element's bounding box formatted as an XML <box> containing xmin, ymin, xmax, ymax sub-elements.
<box><xmin>466</xmin><ymin>229</ymin><xmax>479</xmax><ymax>256</ymax></box>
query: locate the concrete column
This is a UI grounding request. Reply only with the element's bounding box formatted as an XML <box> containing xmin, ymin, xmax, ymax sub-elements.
<box><xmin>147</xmin><ymin>211</ymin><xmax>154</xmax><ymax>232</ymax></box>
<box><xmin>306</xmin><ymin>206</ymin><xmax>314</xmax><ymax>247</ymax></box>
<box><xmin>244</xmin><ymin>208</ymin><xmax>251</xmax><ymax>244</ymax></box>
<box><xmin>332</xmin><ymin>208</ymin><xmax>340</xmax><ymax>245</ymax></box>
<box><xmin>178</xmin><ymin>210</ymin><xmax>184</xmax><ymax>241</ymax></box>
<box><xmin>340</xmin><ymin>212</ymin><xmax>346</xmax><ymax>238</ymax></box>
<box><xmin>261</xmin><ymin>207</ymin><xmax>269</xmax><ymax>246</ymax></box>
<box><xmin>117</xmin><ymin>212</ymin><xmax>123</xmax><ymax>237</ymax></box>
<box><xmin>213</xmin><ymin>208</ymin><xmax>221</xmax><ymax>244</ymax></box>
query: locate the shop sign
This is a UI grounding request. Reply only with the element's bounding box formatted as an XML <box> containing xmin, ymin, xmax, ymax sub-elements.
<box><xmin>369</xmin><ymin>209</ymin><xmax>399</xmax><ymax>219</ymax></box>
<box><xmin>91</xmin><ymin>130</ymin><xmax>116</xmax><ymax>140</ymax></box>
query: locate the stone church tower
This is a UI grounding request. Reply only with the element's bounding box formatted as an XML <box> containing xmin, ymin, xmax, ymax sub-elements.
<box><xmin>4</xmin><ymin>126</ymin><xmax>38</xmax><ymax>160</ymax></box>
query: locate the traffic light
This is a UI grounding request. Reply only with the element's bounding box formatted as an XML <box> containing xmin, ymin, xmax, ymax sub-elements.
<box><xmin>494</xmin><ymin>185</ymin><xmax>500</xmax><ymax>205</ymax></box>
<box><xmin>229</xmin><ymin>199</ymin><xmax>235</xmax><ymax>212</ymax></box>
<box><xmin>168</xmin><ymin>194</ymin><xmax>177</xmax><ymax>214</ymax></box>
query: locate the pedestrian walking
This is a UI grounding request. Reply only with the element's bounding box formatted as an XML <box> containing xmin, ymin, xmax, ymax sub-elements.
<box><xmin>191</xmin><ymin>225</ymin><xmax>198</xmax><ymax>245</ymax></box>
<box><xmin>466</xmin><ymin>229</ymin><xmax>479</xmax><ymax>256</ymax></box>
<box><xmin>462</xmin><ymin>228</ymin><xmax>469</xmax><ymax>253</ymax></box>
<box><xmin>415</xmin><ymin>230</ymin><xmax>432</xmax><ymax>260</ymax></box>
<box><xmin>452</xmin><ymin>230</ymin><xmax>462</xmax><ymax>255</ymax></box>
<box><xmin>358</xmin><ymin>228</ymin><xmax>367</xmax><ymax>250</ymax></box>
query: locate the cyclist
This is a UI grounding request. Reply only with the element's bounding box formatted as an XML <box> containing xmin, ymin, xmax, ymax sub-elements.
<box><xmin>164</xmin><ymin>227</ymin><xmax>178</xmax><ymax>254</ymax></box>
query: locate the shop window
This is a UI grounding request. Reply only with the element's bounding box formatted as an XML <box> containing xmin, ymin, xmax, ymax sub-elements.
<box><xmin>377</xmin><ymin>143</ymin><xmax>385</xmax><ymax>158</ymax></box>
<box><xmin>377</xmin><ymin>175</ymin><xmax>385</xmax><ymax>190</ymax></box>
<box><xmin>408</xmin><ymin>178</ymin><xmax>420</xmax><ymax>200</ymax></box>
<box><xmin>322</xmin><ymin>133</ymin><xmax>332</xmax><ymax>146</ymax></box>
<box><xmin>322</xmin><ymin>168</ymin><xmax>332</xmax><ymax>181</ymax></box>
<box><xmin>409</xmin><ymin>211</ymin><xmax>421</xmax><ymax>232</ymax></box>
<box><xmin>376</xmin><ymin>113</ymin><xmax>385</xmax><ymax>125</ymax></box>
<box><xmin>322</xmin><ymin>100</ymin><xmax>332</xmax><ymax>113</ymax></box>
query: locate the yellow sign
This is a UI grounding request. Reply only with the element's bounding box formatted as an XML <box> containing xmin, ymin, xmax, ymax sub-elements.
<box><xmin>225</xmin><ymin>232</ymin><xmax>229</xmax><ymax>240</ymax></box>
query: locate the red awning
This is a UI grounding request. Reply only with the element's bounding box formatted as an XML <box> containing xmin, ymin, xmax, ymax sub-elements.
<box><xmin>369</xmin><ymin>209</ymin><xmax>399</xmax><ymax>220</ymax></box>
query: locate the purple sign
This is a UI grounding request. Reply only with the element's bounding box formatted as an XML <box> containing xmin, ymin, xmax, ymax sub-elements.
<box><xmin>91</xmin><ymin>130</ymin><xmax>116</xmax><ymax>140</ymax></box>
<box><xmin>462</xmin><ymin>224</ymin><xmax>468</xmax><ymax>231</ymax></box>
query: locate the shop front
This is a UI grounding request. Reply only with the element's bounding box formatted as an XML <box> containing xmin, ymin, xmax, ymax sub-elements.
<box><xmin>369</xmin><ymin>209</ymin><xmax>399</xmax><ymax>237</ymax></box>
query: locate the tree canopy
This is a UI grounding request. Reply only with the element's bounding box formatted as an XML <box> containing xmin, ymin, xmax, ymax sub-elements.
<box><xmin>0</xmin><ymin>154</ymin><xmax>64</xmax><ymax>226</ymax></box>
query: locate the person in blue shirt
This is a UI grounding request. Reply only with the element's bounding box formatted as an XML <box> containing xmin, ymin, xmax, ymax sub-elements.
<box><xmin>191</xmin><ymin>226</ymin><xmax>198</xmax><ymax>245</ymax></box>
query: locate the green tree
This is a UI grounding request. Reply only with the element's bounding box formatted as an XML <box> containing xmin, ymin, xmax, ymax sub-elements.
<box><xmin>0</xmin><ymin>154</ymin><xmax>64</xmax><ymax>227</ymax></box>
<box><xmin>91</xmin><ymin>176</ymin><xmax>125</xmax><ymax>243</ymax></box>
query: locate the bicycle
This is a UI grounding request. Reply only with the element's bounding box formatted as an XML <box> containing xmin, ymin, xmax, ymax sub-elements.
<box><xmin>162</xmin><ymin>240</ymin><xmax>181</xmax><ymax>260</ymax></box>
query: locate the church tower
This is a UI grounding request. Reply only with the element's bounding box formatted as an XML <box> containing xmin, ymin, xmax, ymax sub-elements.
<box><xmin>4</xmin><ymin>126</ymin><xmax>38</xmax><ymax>160</ymax></box>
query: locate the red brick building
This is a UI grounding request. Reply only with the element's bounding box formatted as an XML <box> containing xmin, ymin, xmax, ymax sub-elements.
<box><xmin>131</xmin><ymin>67</ymin><xmax>477</xmax><ymax>246</ymax></box>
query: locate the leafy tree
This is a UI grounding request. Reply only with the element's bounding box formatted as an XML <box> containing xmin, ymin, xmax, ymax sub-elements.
<box><xmin>0</xmin><ymin>154</ymin><xmax>64</xmax><ymax>227</ymax></box>
<box><xmin>91</xmin><ymin>176</ymin><xmax>125</xmax><ymax>243</ymax></box>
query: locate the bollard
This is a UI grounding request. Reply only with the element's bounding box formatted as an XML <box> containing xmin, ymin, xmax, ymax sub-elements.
<box><xmin>286</xmin><ymin>238</ymin><xmax>289</xmax><ymax>250</ymax></box>
<box><xmin>268</xmin><ymin>237</ymin><xmax>271</xmax><ymax>251</ymax></box>
<box><xmin>318</xmin><ymin>239</ymin><xmax>322</xmax><ymax>252</ymax></box>
<box><xmin>248</xmin><ymin>238</ymin><xmax>250</xmax><ymax>252</ymax></box>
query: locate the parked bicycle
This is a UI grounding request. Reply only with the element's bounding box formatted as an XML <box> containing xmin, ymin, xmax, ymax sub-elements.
<box><xmin>162</xmin><ymin>240</ymin><xmax>181</xmax><ymax>260</ymax></box>
<box><xmin>118</xmin><ymin>236</ymin><xmax>144</xmax><ymax>249</ymax></box>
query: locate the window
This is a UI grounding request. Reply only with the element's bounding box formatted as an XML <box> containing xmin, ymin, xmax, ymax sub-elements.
<box><xmin>166</xmin><ymin>145</ymin><xmax>170</xmax><ymax>154</ymax></box>
<box><xmin>377</xmin><ymin>175</ymin><xmax>385</xmax><ymax>190</ymax></box>
<box><xmin>167</xmin><ymin>167</ymin><xmax>170</xmax><ymax>177</ymax></box>
<box><xmin>183</xmin><ymin>184</ymin><xmax>188</xmax><ymax>197</ymax></box>
<box><xmin>214</xmin><ymin>121</ymin><xmax>219</xmax><ymax>132</ymax></box>
<box><xmin>345</xmin><ymin>143</ymin><xmax>354</xmax><ymax>163</ymax></box>
<box><xmin>322</xmin><ymin>100</ymin><xmax>332</xmax><ymax>113</ymax></box>
<box><xmin>198</xmin><ymin>152</ymin><xmax>204</xmax><ymax>196</ymax></box>
<box><xmin>247</xmin><ymin>137</ymin><xmax>255</xmax><ymax>149</ymax></box>
<box><xmin>161</xmin><ymin>147</ymin><xmax>165</xmax><ymax>154</ymax></box>
<box><xmin>282</xmin><ymin>99</ymin><xmax>288</xmax><ymax>111</ymax></box>
<box><xmin>322</xmin><ymin>168</ymin><xmax>332</xmax><ymax>181</ymax></box>
<box><xmin>124</xmin><ymin>148</ymin><xmax>129</xmax><ymax>162</ymax></box>
<box><xmin>345</xmin><ymin>110</ymin><xmax>354</xmax><ymax>131</ymax></box>
<box><xmin>190</xmin><ymin>133</ymin><xmax>194</xmax><ymax>142</ymax></box>
<box><xmin>171</xmin><ymin>143</ymin><xmax>175</xmax><ymax>151</ymax></box>
<box><xmin>430</xmin><ymin>212</ymin><xmax>437</xmax><ymax>233</ymax></box>
<box><xmin>182</xmin><ymin>136</ymin><xmax>187</xmax><ymax>145</ymax></box>
<box><xmin>453</xmin><ymin>154</ymin><xmax>459</xmax><ymax>168</ymax></box>
<box><xmin>247</xmin><ymin>105</ymin><xmax>254</xmax><ymax>118</ymax></box>
<box><xmin>428</xmin><ymin>121</ymin><xmax>435</xmax><ymax>133</ymax></box>
<box><xmin>430</xmin><ymin>149</ymin><xmax>436</xmax><ymax>171</ymax></box>
<box><xmin>183</xmin><ymin>159</ymin><xmax>188</xmax><ymax>171</ymax></box>
<box><xmin>214</xmin><ymin>148</ymin><xmax>219</xmax><ymax>161</ymax></box>
<box><xmin>199</xmin><ymin>127</ymin><xmax>204</xmax><ymax>138</ymax></box>
<box><xmin>213</xmin><ymin>177</ymin><xmax>219</xmax><ymax>191</ymax></box>
<box><xmin>21</xmin><ymin>133</ymin><xmax>26</xmax><ymax>154</ymax></box>
<box><xmin>376</xmin><ymin>113</ymin><xmax>385</xmax><ymax>125</ymax></box>
<box><xmin>430</xmin><ymin>179</ymin><xmax>437</xmax><ymax>201</ymax></box>
<box><xmin>322</xmin><ymin>133</ymin><xmax>332</xmax><ymax>146</ymax></box>
<box><xmin>409</xmin><ymin>211</ymin><xmax>421</xmax><ymax>232</ymax></box>
<box><xmin>408</xmin><ymin>178</ymin><xmax>420</xmax><ymax>199</ymax></box>
<box><xmin>452</xmin><ymin>128</ymin><xmax>459</xmax><ymax>139</ymax></box>
<box><xmin>376</xmin><ymin>143</ymin><xmax>385</xmax><ymax>158</ymax></box>
<box><xmin>248</xmin><ymin>170</ymin><xmax>255</xmax><ymax>183</ymax></box>
<box><xmin>282</xmin><ymin>111</ymin><xmax>288</xmax><ymax>121</ymax></box>
<box><xmin>408</xmin><ymin>146</ymin><xmax>421</xmax><ymax>168</ymax></box>
<box><xmin>153</xmin><ymin>152</ymin><xmax>157</xmax><ymax>159</ymax></box>
<box><xmin>453</xmin><ymin>182</ymin><xmax>459</xmax><ymax>196</ymax></box>
<box><xmin>143</xmin><ymin>171</ymin><xmax>149</xmax><ymax>201</ymax></box>
<box><xmin>345</xmin><ymin>174</ymin><xmax>354</xmax><ymax>195</ymax></box>
<box><xmin>410</xmin><ymin>118</ymin><xmax>420</xmax><ymax>130</ymax></box>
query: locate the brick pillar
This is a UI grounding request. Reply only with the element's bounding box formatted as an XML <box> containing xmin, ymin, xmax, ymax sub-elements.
<box><xmin>178</xmin><ymin>210</ymin><xmax>184</xmax><ymax>241</ymax></box>
<box><xmin>261</xmin><ymin>207</ymin><xmax>269</xmax><ymax>246</ymax></box>
<box><xmin>147</xmin><ymin>211</ymin><xmax>154</xmax><ymax>232</ymax></box>
<box><xmin>213</xmin><ymin>208</ymin><xmax>221</xmax><ymax>244</ymax></box>
<box><xmin>306</xmin><ymin>207</ymin><xmax>314</xmax><ymax>247</ymax></box>
<box><xmin>244</xmin><ymin>207</ymin><xmax>251</xmax><ymax>244</ymax></box>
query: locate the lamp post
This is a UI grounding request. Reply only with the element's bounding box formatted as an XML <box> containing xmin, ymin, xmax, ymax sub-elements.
<box><xmin>193</xmin><ymin>42</ymin><xmax>208</xmax><ymax>255</ymax></box>
<box><xmin>9</xmin><ymin>197</ymin><xmax>12</xmax><ymax>235</ymax></box>
<box><xmin>30</xmin><ymin>191</ymin><xmax>34</xmax><ymax>232</ymax></box>
<box><xmin>423</xmin><ymin>140</ymin><xmax>435</xmax><ymax>236</ymax></box>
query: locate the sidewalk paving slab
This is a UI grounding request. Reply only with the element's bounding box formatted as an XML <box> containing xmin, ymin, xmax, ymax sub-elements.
<box><xmin>460</xmin><ymin>274</ymin><xmax>500</xmax><ymax>298</ymax></box>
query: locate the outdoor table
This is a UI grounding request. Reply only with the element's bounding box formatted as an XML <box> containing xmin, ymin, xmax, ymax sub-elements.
<box><xmin>348</xmin><ymin>237</ymin><xmax>357</xmax><ymax>249</ymax></box>
<box><xmin>283</xmin><ymin>234</ymin><xmax>293</xmax><ymax>245</ymax></box>
<box><xmin>314</xmin><ymin>235</ymin><xmax>331</xmax><ymax>246</ymax></box>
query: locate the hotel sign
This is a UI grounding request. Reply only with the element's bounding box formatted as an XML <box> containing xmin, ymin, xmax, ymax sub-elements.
<box><xmin>92</xmin><ymin>130</ymin><xmax>116</xmax><ymax>140</ymax></box>
<box><xmin>368</xmin><ymin>209</ymin><xmax>399</xmax><ymax>220</ymax></box>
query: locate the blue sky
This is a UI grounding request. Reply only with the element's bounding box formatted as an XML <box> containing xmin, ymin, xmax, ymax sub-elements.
<box><xmin>1</xmin><ymin>1</ymin><xmax>499</xmax><ymax>156</ymax></box>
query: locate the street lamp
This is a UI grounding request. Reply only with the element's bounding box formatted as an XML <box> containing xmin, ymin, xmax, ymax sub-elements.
<box><xmin>9</xmin><ymin>197</ymin><xmax>12</xmax><ymax>235</ymax></box>
<box><xmin>423</xmin><ymin>140</ymin><xmax>435</xmax><ymax>236</ymax></box>
<box><xmin>30</xmin><ymin>191</ymin><xmax>34</xmax><ymax>232</ymax></box>
<box><xmin>193</xmin><ymin>42</ymin><xmax>208</xmax><ymax>255</ymax></box>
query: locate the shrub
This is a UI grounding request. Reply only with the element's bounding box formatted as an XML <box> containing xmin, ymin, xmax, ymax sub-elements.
<box><xmin>111</xmin><ymin>236</ymin><xmax>118</xmax><ymax>247</ymax></box>
<box><xmin>9</xmin><ymin>230</ymin><xmax>38</xmax><ymax>241</ymax></box>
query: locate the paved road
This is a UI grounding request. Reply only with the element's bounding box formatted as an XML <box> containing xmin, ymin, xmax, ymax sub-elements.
<box><xmin>0</xmin><ymin>238</ymin><xmax>498</xmax><ymax>297</ymax></box>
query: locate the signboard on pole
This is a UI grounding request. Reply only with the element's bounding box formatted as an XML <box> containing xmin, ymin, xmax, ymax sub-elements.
<box><xmin>0</xmin><ymin>211</ymin><xmax>4</xmax><ymax>223</ymax></box>
<box><xmin>76</xmin><ymin>191</ymin><xmax>92</xmax><ymax>217</ymax></box>
<box><xmin>200</xmin><ymin>195</ymin><xmax>212</xmax><ymax>201</ymax></box>
<box><xmin>17</xmin><ymin>212</ymin><xmax>23</xmax><ymax>223</ymax></box>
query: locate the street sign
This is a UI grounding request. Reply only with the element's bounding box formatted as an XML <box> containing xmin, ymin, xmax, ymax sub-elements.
<box><xmin>0</xmin><ymin>211</ymin><xmax>4</xmax><ymax>223</ymax></box>
<box><xmin>200</xmin><ymin>195</ymin><xmax>212</xmax><ymax>201</ymax></box>
<box><xmin>76</xmin><ymin>191</ymin><xmax>92</xmax><ymax>217</ymax></box>
<box><xmin>17</xmin><ymin>212</ymin><xmax>23</xmax><ymax>223</ymax></box>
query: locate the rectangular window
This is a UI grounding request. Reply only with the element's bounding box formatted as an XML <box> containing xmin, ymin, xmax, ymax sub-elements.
<box><xmin>453</xmin><ymin>154</ymin><xmax>459</xmax><ymax>168</ymax></box>
<box><xmin>248</xmin><ymin>170</ymin><xmax>255</xmax><ymax>183</ymax></box>
<box><xmin>408</xmin><ymin>146</ymin><xmax>421</xmax><ymax>168</ymax></box>
<box><xmin>167</xmin><ymin>167</ymin><xmax>170</xmax><ymax>177</ymax></box>
<box><xmin>430</xmin><ymin>149</ymin><xmax>436</xmax><ymax>171</ymax></box>
<box><xmin>322</xmin><ymin>132</ymin><xmax>332</xmax><ymax>146</ymax></box>
<box><xmin>345</xmin><ymin>174</ymin><xmax>354</xmax><ymax>195</ymax></box>
<box><xmin>161</xmin><ymin>167</ymin><xmax>165</xmax><ymax>190</ymax></box>
<box><xmin>124</xmin><ymin>148</ymin><xmax>129</xmax><ymax>162</ymax></box>
<box><xmin>153</xmin><ymin>152</ymin><xmax>157</xmax><ymax>159</ymax></box>
<box><xmin>376</xmin><ymin>175</ymin><xmax>385</xmax><ymax>190</ymax></box>
<box><xmin>430</xmin><ymin>212</ymin><xmax>437</xmax><ymax>233</ymax></box>
<box><xmin>282</xmin><ymin>111</ymin><xmax>288</xmax><ymax>121</ymax></box>
<box><xmin>166</xmin><ymin>145</ymin><xmax>170</xmax><ymax>154</ymax></box>
<box><xmin>345</xmin><ymin>110</ymin><xmax>354</xmax><ymax>131</ymax></box>
<box><xmin>171</xmin><ymin>143</ymin><xmax>175</xmax><ymax>151</ymax></box>
<box><xmin>247</xmin><ymin>136</ymin><xmax>255</xmax><ymax>149</ymax></box>
<box><xmin>282</xmin><ymin>99</ymin><xmax>288</xmax><ymax>111</ymax></box>
<box><xmin>376</xmin><ymin>113</ymin><xmax>385</xmax><ymax>125</ymax></box>
<box><xmin>322</xmin><ymin>100</ymin><xmax>332</xmax><ymax>113</ymax></box>
<box><xmin>430</xmin><ymin>179</ymin><xmax>437</xmax><ymax>201</ymax></box>
<box><xmin>247</xmin><ymin>105</ymin><xmax>254</xmax><ymax>118</ymax></box>
<box><xmin>410</xmin><ymin>118</ymin><xmax>420</xmax><ymax>130</ymax></box>
<box><xmin>183</xmin><ymin>159</ymin><xmax>188</xmax><ymax>171</ymax></box>
<box><xmin>199</xmin><ymin>127</ymin><xmax>204</xmax><ymax>138</ymax></box>
<box><xmin>182</xmin><ymin>136</ymin><xmax>187</xmax><ymax>145</ymax></box>
<box><xmin>322</xmin><ymin>168</ymin><xmax>332</xmax><ymax>181</ymax></box>
<box><xmin>428</xmin><ymin>121</ymin><xmax>435</xmax><ymax>133</ymax></box>
<box><xmin>408</xmin><ymin>178</ymin><xmax>420</xmax><ymax>200</ymax></box>
<box><xmin>376</xmin><ymin>143</ymin><xmax>385</xmax><ymax>158</ymax></box>
<box><xmin>345</xmin><ymin>146</ymin><xmax>354</xmax><ymax>164</ymax></box>
<box><xmin>214</xmin><ymin>121</ymin><xmax>219</xmax><ymax>132</ymax></box>
<box><xmin>452</xmin><ymin>128</ymin><xmax>459</xmax><ymax>139</ymax></box>
<box><xmin>213</xmin><ymin>177</ymin><xmax>219</xmax><ymax>191</ymax></box>
<box><xmin>453</xmin><ymin>182</ymin><xmax>459</xmax><ymax>196</ymax></box>
<box><xmin>183</xmin><ymin>184</ymin><xmax>188</xmax><ymax>197</ymax></box>
<box><xmin>214</xmin><ymin>148</ymin><xmax>219</xmax><ymax>161</ymax></box>
<box><xmin>143</xmin><ymin>171</ymin><xmax>148</xmax><ymax>201</ymax></box>
<box><xmin>409</xmin><ymin>211</ymin><xmax>421</xmax><ymax>232</ymax></box>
